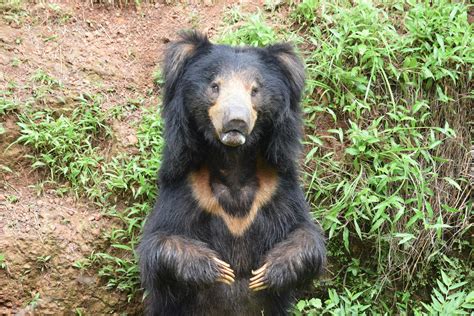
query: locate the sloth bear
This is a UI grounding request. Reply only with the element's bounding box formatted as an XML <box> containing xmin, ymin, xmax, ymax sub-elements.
<box><xmin>138</xmin><ymin>31</ymin><xmax>326</xmax><ymax>316</ymax></box>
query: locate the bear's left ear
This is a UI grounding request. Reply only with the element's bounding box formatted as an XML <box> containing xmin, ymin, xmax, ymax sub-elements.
<box><xmin>266</xmin><ymin>43</ymin><xmax>305</xmax><ymax>109</ymax></box>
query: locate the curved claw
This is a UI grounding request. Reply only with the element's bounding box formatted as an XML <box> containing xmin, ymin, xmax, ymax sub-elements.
<box><xmin>252</xmin><ymin>285</ymin><xmax>268</xmax><ymax>292</ymax></box>
<box><xmin>218</xmin><ymin>273</ymin><xmax>235</xmax><ymax>283</ymax></box>
<box><xmin>217</xmin><ymin>277</ymin><xmax>233</xmax><ymax>285</ymax></box>
<box><xmin>249</xmin><ymin>263</ymin><xmax>268</xmax><ymax>291</ymax></box>
<box><xmin>251</xmin><ymin>263</ymin><xmax>268</xmax><ymax>275</ymax></box>
<box><xmin>213</xmin><ymin>257</ymin><xmax>235</xmax><ymax>285</ymax></box>
<box><xmin>213</xmin><ymin>257</ymin><xmax>231</xmax><ymax>267</ymax></box>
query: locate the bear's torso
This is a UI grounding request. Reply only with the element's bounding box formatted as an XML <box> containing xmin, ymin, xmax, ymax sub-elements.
<box><xmin>163</xmin><ymin>202</ymin><xmax>296</xmax><ymax>316</ymax></box>
<box><xmin>163</xmin><ymin>163</ymin><xmax>301</xmax><ymax>315</ymax></box>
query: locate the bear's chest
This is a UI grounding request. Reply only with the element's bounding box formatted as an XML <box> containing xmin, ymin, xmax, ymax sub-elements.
<box><xmin>189</xmin><ymin>164</ymin><xmax>278</xmax><ymax>237</ymax></box>
<box><xmin>210</xmin><ymin>180</ymin><xmax>257</xmax><ymax>216</ymax></box>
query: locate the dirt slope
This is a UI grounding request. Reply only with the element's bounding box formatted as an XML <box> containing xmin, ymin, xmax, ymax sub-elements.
<box><xmin>0</xmin><ymin>1</ymin><xmax>236</xmax><ymax>314</ymax></box>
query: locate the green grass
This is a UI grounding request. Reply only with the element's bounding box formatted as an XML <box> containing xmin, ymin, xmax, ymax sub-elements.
<box><xmin>292</xmin><ymin>0</ymin><xmax>473</xmax><ymax>314</ymax></box>
<box><xmin>16</xmin><ymin>84</ymin><xmax>163</xmax><ymax>300</ymax></box>
<box><xmin>219</xmin><ymin>11</ymin><xmax>279</xmax><ymax>47</ymax></box>
<box><xmin>0</xmin><ymin>0</ymin><xmax>28</xmax><ymax>25</ymax></box>
<box><xmin>10</xmin><ymin>0</ymin><xmax>473</xmax><ymax>313</ymax></box>
<box><xmin>0</xmin><ymin>91</ymin><xmax>19</xmax><ymax>116</ymax></box>
<box><xmin>0</xmin><ymin>253</ymin><xmax>6</xmax><ymax>270</ymax></box>
<box><xmin>16</xmin><ymin>94</ymin><xmax>110</xmax><ymax>198</ymax></box>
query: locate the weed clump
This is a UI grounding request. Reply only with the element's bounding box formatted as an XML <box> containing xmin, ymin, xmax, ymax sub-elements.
<box><xmin>288</xmin><ymin>1</ymin><xmax>472</xmax><ymax>314</ymax></box>
<box><xmin>16</xmin><ymin>76</ymin><xmax>163</xmax><ymax>299</ymax></box>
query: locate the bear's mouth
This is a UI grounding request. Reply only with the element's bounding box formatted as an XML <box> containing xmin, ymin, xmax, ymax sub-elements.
<box><xmin>220</xmin><ymin>130</ymin><xmax>246</xmax><ymax>147</ymax></box>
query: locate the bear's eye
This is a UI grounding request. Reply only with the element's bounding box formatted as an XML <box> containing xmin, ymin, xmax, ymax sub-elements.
<box><xmin>251</xmin><ymin>86</ymin><xmax>259</xmax><ymax>97</ymax></box>
<box><xmin>210</xmin><ymin>82</ymin><xmax>220</xmax><ymax>94</ymax></box>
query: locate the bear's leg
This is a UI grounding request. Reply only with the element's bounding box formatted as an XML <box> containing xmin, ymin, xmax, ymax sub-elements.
<box><xmin>144</xmin><ymin>289</ymin><xmax>190</xmax><ymax>316</ymax></box>
<box><xmin>249</xmin><ymin>222</ymin><xmax>325</xmax><ymax>291</ymax></box>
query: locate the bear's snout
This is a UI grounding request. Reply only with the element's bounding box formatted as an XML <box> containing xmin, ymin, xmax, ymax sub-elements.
<box><xmin>209</xmin><ymin>91</ymin><xmax>257</xmax><ymax>147</ymax></box>
<box><xmin>220</xmin><ymin>105</ymin><xmax>251</xmax><ymax>147</ymax></box>
<box><xmin>223</xmin><ymin>118</ymin><xmax>249</xmax><ymax>135</ymax></box>
<box><xmin>221</xmin><ymin>119</ymin><xmax>248</xmax><ymax>147</ymax></box>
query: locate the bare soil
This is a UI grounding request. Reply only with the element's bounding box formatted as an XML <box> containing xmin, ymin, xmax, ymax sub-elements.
<box><xmin>0</xmin><ymin>1</ymin><xmax>243</xmax><ymax>314</ymax></box>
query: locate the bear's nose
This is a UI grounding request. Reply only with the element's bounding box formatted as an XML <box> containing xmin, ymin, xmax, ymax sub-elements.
<box><xmin>223</xmin><ymin>105</ymin><xmax>251</xmax><ymax>135</ymax></box>
<box><xmin>223</xmin><ymin>119</ymin><xmax>249</xmax><ymax>135</ymax></box>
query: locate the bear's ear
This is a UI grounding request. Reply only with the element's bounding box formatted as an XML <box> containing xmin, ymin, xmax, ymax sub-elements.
<box><xmin>263</xmin><ymin>44</ymin><xmax>305</xmax><ymax>172</ymax></box>
<box><xmin>159</xmin><ymin>31</ymin><xmax>210</xmax><ymax>183</ymax></box>
<box><xmin>163</xmin><ymin>30</ymin><xmax>211</xmax><ymax>102</ymax></box>
<box><xmin>266</xmin><ymin>43</ymin><xmax>305</xmax><ymax>109</ymax></box>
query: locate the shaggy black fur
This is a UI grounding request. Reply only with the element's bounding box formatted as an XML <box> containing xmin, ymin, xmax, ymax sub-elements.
<box><xmin>138</xmin><ymin>31</ymin><xmax>326</xmax><ymax>316</ymax></box>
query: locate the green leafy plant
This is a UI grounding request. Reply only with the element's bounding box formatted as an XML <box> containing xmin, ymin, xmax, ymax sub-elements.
<box><xmin>16</xmin><ymin>94</ymin><xmax>110</xmax><ymax>199</ymax></box>
<box><xmin>290</xmin><ymin>0</ymin><xmax>320</xmax><ymax>26</ymax></box>
<box><xmin>36</xmin><ymin>255</ymin><xmax>52</xmax><ymax>271</ymax></box>
<box><xmin>0</xmin><ymin>253</ymin><xmax>6</xmax><ymax>270</ymax></box>
<box><xmin>417</xmin><ymin>271</ymin><xmax>474</xmax><ymax>315</ymax></box>
<box><xmin>219</xmin><ymin>11</ymin><xmax>278</xmax><ymax>47</ymax></box>
<box><xmin>295</xmin><ymin>288</ymin><xmax>371</xmax><ymax>315</ymax></box>
<box><xmin>295</xmin><ymin>0</ymin><xmax>472</xmax><ymax>313</ymax></box>
<box><xmin>1</xmin><ymin>0</ymin><xmax>28</xmax><ymax>25</ymax></box>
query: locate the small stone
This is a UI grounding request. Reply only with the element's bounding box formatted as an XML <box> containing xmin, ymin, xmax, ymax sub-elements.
<box><xmin>76</xmin><ymin>274</ymin><xmax>95</xmax><ymax>285</ymax></box>
<box><xmin>126</xmin><ymin>134</ymin><xmax>138</xmax><ymax>145</ymax></box>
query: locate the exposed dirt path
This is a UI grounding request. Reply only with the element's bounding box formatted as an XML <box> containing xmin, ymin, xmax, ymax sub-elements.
<box><xmin>0</xmin><ymin>1</ymin><xmax>239</xmax><ymax>314</ymax></box>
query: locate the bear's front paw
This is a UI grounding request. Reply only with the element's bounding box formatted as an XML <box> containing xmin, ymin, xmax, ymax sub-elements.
<box><xmin>249</xmin><ymin>263</ymin><xmax>270</xmax><ymax>291</ymax></box>
<box><xmin>249</xmin><ymin>225</ymin><xmax>325</xmax><ymax>292</ymax></box>
<box><xmin>249</xmin><ymin>253</ymin><xmax>305</xmax><ymax>292</ymax></box>
<box><xmin>249</xmin><ymin>259</ymin><xmax>298</xmax><ymax>292</ymax></box>
<box><xmin>178</xmin><ymin>253</ymin><xmax>235</xmax><ymax>286</ymax></box>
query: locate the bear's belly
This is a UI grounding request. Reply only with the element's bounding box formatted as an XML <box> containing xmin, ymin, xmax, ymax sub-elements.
<box><xmin>203</xmin><ymin>212</ymin><xmax>277</xmax><ymax>274</ymax></box>
<box><xmin>193</xmin><ymin>280</ymin><xmax>271</xmax><ymax>316</ymax></box>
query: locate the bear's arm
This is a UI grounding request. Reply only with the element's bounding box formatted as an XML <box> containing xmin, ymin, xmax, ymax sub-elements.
<box><xmin>250</xmin><ymin>188</ymin><xmax>326</xmax><ymax>292</ymax></box>
<box><xmin>138</xmin><ymin>185</ymin><xmax>235</xmax><ymax>290</ymax></box>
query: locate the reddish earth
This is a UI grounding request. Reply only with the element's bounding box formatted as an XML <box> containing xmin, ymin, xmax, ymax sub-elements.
<box><xmin>0</xmin><ymin>1</ymin><xmax>251</xmax><ymax>314</ymax></box>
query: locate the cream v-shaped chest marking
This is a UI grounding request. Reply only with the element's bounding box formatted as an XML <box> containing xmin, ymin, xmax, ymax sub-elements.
<box><xmin>189</xmin><ymin>164</ymin><xmax>278</xmax><ymax>237</ymax></box>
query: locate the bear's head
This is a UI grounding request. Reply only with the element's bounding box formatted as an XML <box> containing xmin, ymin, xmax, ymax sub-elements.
<box><xmin>160</xmin><ymin>31</ymin><xmax>305</xmax><ymax>181</ymax></box>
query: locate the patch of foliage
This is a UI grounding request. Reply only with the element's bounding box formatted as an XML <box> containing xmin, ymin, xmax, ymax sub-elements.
<box><xmin>92</xmin><ymin>109</ymin><xmax>163</xmax><ymax>298</ymax></box>
<box><xmin>16</xmin><ymin>94</ymin><xmax>110</xmax><ymax>196</ymax></box>
<box><xmin>292</xmin><ymin>0</ymin><xmax>472</xmax><ymax>314</ymax></box>
<box><xmin>0</xmin><ymin>90</ymin><xmax>19</xmax><ymax>116</ymax></box>
<box><xmin>0</xmin><ymin>0</ymin><xmax>28</xmax><ymax>25</ymax></box>
<box><xmin>419</xmin><ymin>270</ymin><xmax>474</xmax><ymax>315</ymax></box>
<box><xmin>219</xmin><ymin>11</ymin><xmax>278</xmax><ymax>47</ymax></box>
<box><xmin>17</xmin><ymin>86</ymin><xmax>163</xmax><ymax>300</ymax></box>
<box><xmin>0</xmin><ymin>253</ymin><xmax>7</xmax><ymax>270</ymax></box>
<box><xmin>0</xmin><ymin>89</ymin><xmax>20</xmax><ymax>136</ymax></box>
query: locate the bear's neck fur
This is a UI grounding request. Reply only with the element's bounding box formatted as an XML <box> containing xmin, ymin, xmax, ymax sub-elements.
<box><xmin>205</xmin><ymin>146</ymin><xmax>260</xmax><ymax>217</ymax></box>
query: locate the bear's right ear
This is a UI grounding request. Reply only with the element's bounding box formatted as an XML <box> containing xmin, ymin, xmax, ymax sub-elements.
<box><xmin>266</xmin><ymin>43</ymin><xmax>305</xmax><ymax>110</ymax></box>
<box><xmin>159</xmin><ymin>31</ymin><xmax>210</xmax><ymax>183</ymax></box>
<box><xmin>163</xmin><ymin>31</ymin><xmax>211</xmax><ymax>103</ymax></box>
